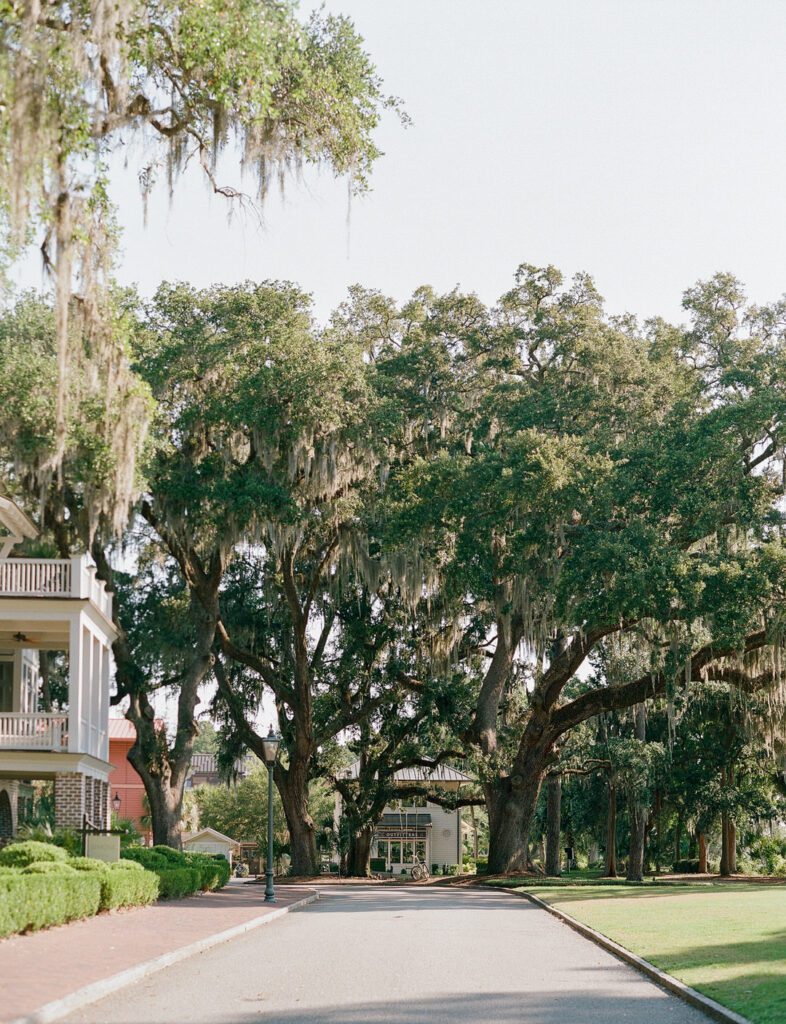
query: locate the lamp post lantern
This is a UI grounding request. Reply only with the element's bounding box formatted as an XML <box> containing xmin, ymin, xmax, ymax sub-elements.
<box><xmin>112</xmin><ymin>791</ymin><xmax>121</xmax><ymax>814</ymax></box>
<box><xmin>261</xmin><ymin>726</ymin><xmax>281</xmax><ymax>902</ymax></box>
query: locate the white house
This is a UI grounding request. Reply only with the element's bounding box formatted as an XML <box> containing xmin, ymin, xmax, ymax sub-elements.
<box><xmin>337</xmin><ymin>762</ymin><xmax>475</xmax><ymax>873</ymax></box>
<box><xmin>182</xmin><ymin>827</ymin><xmax>239</xmax><ymax>865</ymax></box>
<box><xmin>0</xmin><ymin>496</ymin><xmax>117</xmax><ymax>838</ymax></box>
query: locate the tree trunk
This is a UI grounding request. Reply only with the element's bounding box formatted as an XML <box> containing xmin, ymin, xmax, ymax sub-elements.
<box><xmin>674</xmin><ymin>812</ymin><xmax>683</xmax><ymax>866</ymax></box>
<box><xmin>545</xmin><ymin>775</ymin><xmax>562</xmax><ymax>876</ymax></box>
<box><xmin>688</xmin><ymin>832</ymin><xmax>697</xmax><ymax>858</ymax></box>
<box><xmin>697</xmin><ymin>831</ymin><xmax>708</xmax><ymax>874</ymax></box>
<box><xmin>626</xmin><ymin>703</ymin><xmax>647</xmax><ymax>883</ymax></box>
<box><xmin>486</xmin><ymin>771</ymin><xmax>545</xmax><ymax>875</ymax></box>
<box><xmin>276</xmin><ymin>765</ymin><xmax>318</xmax><ymax>877</ymax></box>
<box><xmin>605</xmin><ymin>781</ymin><xmax>617</xmax><ymax>877</ymax></box>
<box><xmin>626</xmin><ymin>798</ymin><xmax>647</xmax><ymax>882</ymax></box>
<box><xmin>719</xmin><ymin>766</ymin><xmax>736</xmax><ymax>877</ymax></box>
<box><xmin>346</xmin><ymin>826</ymin><xmax>374</xmax><ymax>878</ymax></box>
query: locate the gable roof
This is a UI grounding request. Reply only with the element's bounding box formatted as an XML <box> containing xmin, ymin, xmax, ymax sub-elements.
<box><xmin>182</xmin><ymin>827</ymin><xmax>239</xmax><ymax>846</ymax></box>
<box><xmin>341</xmin><ymin>761</ymin><xmax>474</xmax><ymax>783</ymax></box>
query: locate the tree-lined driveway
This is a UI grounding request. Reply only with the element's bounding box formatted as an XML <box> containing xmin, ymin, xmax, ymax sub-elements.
<box><xmin>66</xmin><ymin>886</ymin><xmax>711</xmax><ymax>1023</ymax></box>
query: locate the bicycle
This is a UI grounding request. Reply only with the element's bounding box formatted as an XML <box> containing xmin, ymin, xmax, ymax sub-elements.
<box><xmin>410</xmin><ymin>856</ymin><xmax>430</xmax><ymax>882</ymax></box>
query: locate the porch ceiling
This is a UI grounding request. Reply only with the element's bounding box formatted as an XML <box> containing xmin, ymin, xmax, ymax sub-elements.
<box><xmin>0</xmin><ymin>619</ymin><xmax>70</xmax><ymax>648</ymax></box>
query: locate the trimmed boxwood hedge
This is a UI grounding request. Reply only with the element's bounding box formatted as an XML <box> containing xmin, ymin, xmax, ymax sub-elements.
<box><xmin>69</xmin><ymin>856</ymin><xmax>160</xmax><ymax>910</ymax></box>
<box><xmin>0</xmin><ymin>868</ymin><xmax>102</xmax><ymax>937</ymax></box>
<box><xmin>0</xmin><ymin>841</ymin><xmax>70</xmax><ymax>868</ymax></box>
<box><xmin>122</xmin><ymin>846</ymin><xmax>230</xmax><ymax>897</ymax></box>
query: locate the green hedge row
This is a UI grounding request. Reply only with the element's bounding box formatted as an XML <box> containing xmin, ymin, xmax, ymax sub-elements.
<box><xmin>0</xmin><ymin>867</ymin><xmax>101</xmax><ymax>938</ymax></box>
<box><xmin>121</xmin><ymin>845</ymin><xmax>230</xmax><ymax>897</ymax></box>
<box><xmin>69</xmin><ymin>857</ymin><xmax>160</xmax><ymax>910</ymax></box>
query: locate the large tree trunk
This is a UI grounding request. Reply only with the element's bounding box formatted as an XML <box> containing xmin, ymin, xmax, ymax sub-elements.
<box><xmin>485</xmin><ymin>724</ymin><xmax>552</xmax><ymax>874</ymax></box>
<box><xmin>346</xmin><ymin>826</ymin><xmax>374</xmax><ymax>878</ymax></box>
<box><xmin>604</xmin><ymin>781</ymin><xmax>618</xmax><ymax>877</ymax></box>
<box><xmin>674</xmin><ymin>812</ymin><xmax>683</xmax><ymax>866</ymax></box>
<box><xmin>545</xmin><ymin>774</ymin><xmax>562</xmax><ymax>876</ymax></box>
<box><xmin>486</xmin><ymin>774</ymin><xmax>544</xmax><ymax>874</ymax></box>
<box><xmin>277</xmin><ymin>764</ymin><xmax>318</xmax><ymax>877</ymax></box>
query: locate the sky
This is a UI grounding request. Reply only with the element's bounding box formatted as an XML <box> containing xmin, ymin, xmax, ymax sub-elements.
<box><xmin>15</xmin><ymin>0</ymin><xmax>786</xmax><ymax>328</ymax></box>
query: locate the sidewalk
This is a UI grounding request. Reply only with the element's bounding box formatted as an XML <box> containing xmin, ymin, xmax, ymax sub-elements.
<box><xmin>1</xmin><ymin>881</ymin><xmax>315</xmax><ymax>1024</ymax></box>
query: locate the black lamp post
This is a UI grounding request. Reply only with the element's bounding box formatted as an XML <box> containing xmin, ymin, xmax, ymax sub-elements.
<box><xmin>261</xmin><ymin>726</ymin><xmax>281</xmax><ymax>903</ymax></box>
<box><xmin>112</xmin><ymin>792</ymin><xmax>121</xmax><ymax>813</ymax></box>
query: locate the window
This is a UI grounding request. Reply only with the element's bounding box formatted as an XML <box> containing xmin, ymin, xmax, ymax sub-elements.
<box><xmin>416</xmin><ymin>841</ymin><xmax>427</xmax><ymax>862</ymax></box>
<box><xmin>0</xmin><ymin>660</ymin><xmax>12</xmax><ymax>713</ymax></box>
<box><xmin>377</xmin><ymin>841</ymin><xmax>389</xmax><ymax>861</ymax></box>
<box><xmin>390</xmin><ymin>841</ymin><xmax>401</xmax><ymax>864</ymax></box>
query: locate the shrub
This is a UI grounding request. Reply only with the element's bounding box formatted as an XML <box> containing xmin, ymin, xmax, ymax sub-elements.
<box><xmin>370</xmin><ymin>858</ymin><xmax>387</xmax><ymax>873</ymax></box>
<box><xmin>100</xmin><ymin>863</ymin><xmax>159</xmax><ymax>909</ymax></box>
<box><xmin>672</xmin><ymin>859</ymin><xmax>701</xmax><ymax>874</ymax></box>
<box><xmin>68</xmin><ymin>856</ymin><xmax>159</xmax><ymax>908</ymax></box>
<box><xmin>122</xmin><ymin>846</ymin><xmax>228</xmax><ymax>898</ymax></box>
<box><xmin>474</xmin><ymin>858</ymin><xmax>488</xmax><ymax>875</ymax></box>
<box><xmin>156</xmin><ymin>867</ymin><xmax>202</xmax><ymax>900</ymax></box>
<box><xmin>0</xmin><ymin>841</ymin><xmax>69</xmax><ymax>868</ymax></box>
<box><xmin>22</xmin><ymin>861</ymin><xmax>77</xmax><ymax>874</ymax></box>
<box><xmin>0</xmin><ymin>870</ymin><xmax>101</xmax><ymax>937</ymax></box>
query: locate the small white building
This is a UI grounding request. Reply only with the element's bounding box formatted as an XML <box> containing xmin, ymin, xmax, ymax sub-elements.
<box><xmin>182</xmin><ymin>827</ymin><xmax>239</xmax><ymax>864</ymax></box>
<box><xmin>337</xmin><ymin>762</ymin><xmax>474</xmax><ymax>873</ymax></box>
<box><xmin>0</xmin><ymin>496</ymin><xmax>116</xmax><ymax>837</ymax></box>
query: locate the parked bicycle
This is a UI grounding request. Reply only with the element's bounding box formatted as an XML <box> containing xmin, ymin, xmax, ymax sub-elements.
<box><xmin>410</xmin><ymin>855</ymin><xmax>430</xmax><ymax>882</ymax></box>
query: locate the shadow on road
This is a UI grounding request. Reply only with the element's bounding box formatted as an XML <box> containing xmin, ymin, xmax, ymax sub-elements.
<box><xmin>85</xmin><ymin>988</ymin><xmax>710</xmax><ymax>1024</ymax></box>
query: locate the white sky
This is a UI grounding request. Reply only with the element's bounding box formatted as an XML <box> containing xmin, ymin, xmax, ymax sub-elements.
<box><xmin>13</xmin><ymin>0</ymin><xmax>786</xmax><ymax>326</ymax></box>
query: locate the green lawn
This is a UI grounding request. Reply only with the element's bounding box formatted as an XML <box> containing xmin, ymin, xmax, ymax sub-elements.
<box><xmin>511</xmin><ymin>882</ymin><xmax>786</xmax><ymax>1024</ymax></box>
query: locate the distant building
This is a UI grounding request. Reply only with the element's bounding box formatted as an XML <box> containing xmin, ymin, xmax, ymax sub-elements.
<box><xmin>185</xmin><ymin>752</ymin><xmax>252</xmax><ymax>789</ymax></box>
<box><xmin>107</xmin><ymin>718</ymin><xmax>149</xmax><ymax>837</ymax></box>
<box><xmin>336</xmin><ymin>762</ymin><xmax>475</xmax><ymax>873</ymax></box>
<box><xmin>182</xmin><ymin>826</ymin><xmax>239</xmax><ymax>864</ymax></box>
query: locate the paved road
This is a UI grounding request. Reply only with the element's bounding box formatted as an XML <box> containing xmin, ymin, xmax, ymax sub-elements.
<box><xmin>65</xmin><ymin>886</ymin><xmax>710</xmax><ymax>1023</ymax></box>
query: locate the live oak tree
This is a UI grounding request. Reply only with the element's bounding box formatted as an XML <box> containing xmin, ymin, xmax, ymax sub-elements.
<box><xmin>0</xmin><ymin>0</ymin><xmax>397</xmax><ymax>498</ymax></box>
<box><xmin>367</xmin><ymin>266</ymin><xmax>786</xmax><ymax>874</ymax></box>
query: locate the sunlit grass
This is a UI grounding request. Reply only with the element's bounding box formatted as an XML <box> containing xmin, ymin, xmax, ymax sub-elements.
<box><xmin>516</xmin><ymin>882</ymin><xmax>786</xmax><ymax>1024</ymax></box>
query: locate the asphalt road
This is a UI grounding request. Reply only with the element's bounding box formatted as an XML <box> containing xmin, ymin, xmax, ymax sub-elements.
<box><xmin>65</xmin><ymin>886</ymin><xmax>711</xmax><ymax>1024</ymax></box>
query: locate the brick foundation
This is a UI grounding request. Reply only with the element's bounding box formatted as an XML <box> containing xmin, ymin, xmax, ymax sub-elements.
<box><xmin>54</xmin><ymin>772</ymin><xmax>86</xmax><ymax>830</ymax></box>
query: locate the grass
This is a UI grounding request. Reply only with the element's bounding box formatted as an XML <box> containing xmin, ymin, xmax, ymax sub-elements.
<box><xmin>504</xmin><ymin>880</ymin><xmax>786</xmax><ymax>1024</ymax></box>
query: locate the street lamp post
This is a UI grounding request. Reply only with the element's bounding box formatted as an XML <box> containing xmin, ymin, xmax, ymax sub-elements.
<box><xmin>112</xmin><ymin>792</ymin><xmax>121</xmax><ymax>814</ymax></box>
<box><xmin>261</xmin><ymin>726</ymin><xmax>281</xmax><ymax>903</ymax></box>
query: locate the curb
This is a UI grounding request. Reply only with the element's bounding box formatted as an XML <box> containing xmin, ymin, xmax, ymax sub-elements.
<box><xmin>488</xmin><ymin>886</ymin><xmax>751</xmax><ymax>1024</ymax></box>
<box><xmin>9</xmin><ymin>891</ymin><xmax>319</xmax><ymax>1024</ymax></box>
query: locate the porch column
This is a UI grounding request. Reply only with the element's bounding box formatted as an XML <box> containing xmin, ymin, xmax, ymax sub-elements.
<box><xmin>54</xmin><ymin>771</ymin><xmax>86</xmax><ymax>830</ymax></box>
<box><xmin>67</xmin><ymin>617</ymin><xmax>85</xmax><ymax>753</ymax></box>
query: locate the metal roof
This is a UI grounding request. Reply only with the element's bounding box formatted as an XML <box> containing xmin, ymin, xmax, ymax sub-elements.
<box><xmin>379</xmin><ymin>812</ymin><xmax>433</xmax><ymax>828</ymax></box>
<box><xmin>341</xmin><ymin>761</ymin><xmax>474</xmax><ymax>783</ymax></box>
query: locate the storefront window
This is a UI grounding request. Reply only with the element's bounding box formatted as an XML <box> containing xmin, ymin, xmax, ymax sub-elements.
<box><xmin>416</xmin><ymin>841</ymin><xmax>427</xmax><ymax>862</ymax></box>
<box><xmin>390</xmin><ymin>841</ymin><xmax>401</xmax><ymax>863</ymax></box>
<box><xmin>377</xmin><ymin>841</ymin><xmax>389</xmax><ymax>861</ymax></box>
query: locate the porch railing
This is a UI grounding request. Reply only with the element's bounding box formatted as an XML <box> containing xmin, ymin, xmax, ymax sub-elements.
<box><xmin>0</xmin><ymin>713</ymin><xmax>69</xmax><ymax>751</ymax></box>
<box><xmin>0</xmin><ymin>556</ymin><xmax>112</xmax><ymax>618</ymax></box>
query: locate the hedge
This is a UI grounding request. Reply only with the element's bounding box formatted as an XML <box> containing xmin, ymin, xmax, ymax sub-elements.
<box><xmin>155</xmin><ymin>867</ymin><xmax>202</xmax><ymax>899</ymax></box>
<box><xmin>0</xmin><ymin>841</ymin><xmax>69</xmax><ymax>868</ymax></box>
<box><xmin>0</xmin><ymin>870</ymin><xmax>101</xmax><ymax>938</ymax></box>
<box><xmin>122</xmin><ymin>846</ymin><xmax>230</xmax><ymax>896</ymax></box>
<box><xmin>69</xmin><ymin>857</ymin><xmax>160</xmax><ymax>910</ymax></box>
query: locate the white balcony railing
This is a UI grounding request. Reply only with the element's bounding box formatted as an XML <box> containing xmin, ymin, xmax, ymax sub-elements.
<box><xmin>0</xmin><ymin>713</ymin><xmax>69</xmax><ymax>751</ymax></box>
<box><xmin>0</xmin><ymin>556</ymin><xmax>112</xmax><ymax>618</ymax></box>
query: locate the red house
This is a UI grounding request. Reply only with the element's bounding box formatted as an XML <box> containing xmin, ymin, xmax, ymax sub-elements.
<box><xmin>108</xmin><ymin>718</ymin><xmax>148</xmax><ymax>837</ymax></box>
